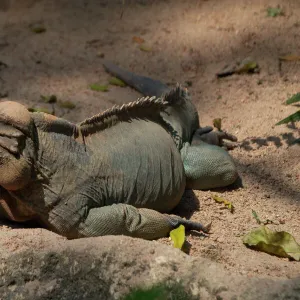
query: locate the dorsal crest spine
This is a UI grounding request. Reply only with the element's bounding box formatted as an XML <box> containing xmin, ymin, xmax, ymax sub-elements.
<box><xmin>78</xmin><ymin>85</ymin><xmax>186</xmax><ymax>136</ymax></box>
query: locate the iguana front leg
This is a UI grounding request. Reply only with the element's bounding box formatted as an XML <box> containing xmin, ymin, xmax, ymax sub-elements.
<box><xmin>192</xmin><ymin>126</ymin><xmax>238</xmax><ymax>150</ymax></box>
<box><xmin>179</xmin><ymin>126</ymin><xmax>238</xmax><ymax>190</ymax></box>
<box><xmin>50</xmin><ymin>203</ymin><xmax>209</xmax><ymax>240</ymax></box>
<box><xmin>181</xmin><ymin>141</ymin><xmax>238</xmax><ymax>190</ymax></box>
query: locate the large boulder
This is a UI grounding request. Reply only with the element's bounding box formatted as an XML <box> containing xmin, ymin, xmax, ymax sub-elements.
<box><xmin>0</xmin><ymin>228</ymin><xmax>299</xmax><ymax>300</ymax></box>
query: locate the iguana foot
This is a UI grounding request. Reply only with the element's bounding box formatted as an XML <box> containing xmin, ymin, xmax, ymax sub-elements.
<box><xmin>0</xmin><ymin>101</ymin><xmax>33</xmax><ymax>190</ymax></box>
<box><xmin>192</xmin><ymin>126</ymin><xmax>238</xmax><ymax>150</ymax></box>
<box><xmin>167</xmin><ymin>214</ymin><xmax>211</xmax><ymax>233</ymax></box>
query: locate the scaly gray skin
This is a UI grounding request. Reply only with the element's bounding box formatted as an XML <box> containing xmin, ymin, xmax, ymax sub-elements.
<box><xmin>103</xmin><ymin>61</ymin><xmax>238</xmax><ymax>189</ymax></box>
<box><xmin>0</xmin><ymin>64</ymin><xmax>238</xmax><ymax>240</ymax></box>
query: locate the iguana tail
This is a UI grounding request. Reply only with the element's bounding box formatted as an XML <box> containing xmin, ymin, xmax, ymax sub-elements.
<box><xmin>103</xmin><ymin>61</ymin><xmax>170</xmax><ymax>98</ymax></box>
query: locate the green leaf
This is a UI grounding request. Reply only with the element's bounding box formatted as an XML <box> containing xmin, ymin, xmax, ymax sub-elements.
<box><xmin>58</xmin><ymin>100</ymin><xmax>76</xmax><ymax>109</ymax></box>
<box><xmin>276</xmin><ymin>110</ymin><xmax>300</xmax><ymax>125</ymax></box>
<box><xmin>28</xmin><ymin>107</ymin><xmax>52</xmax><ymax>114</ymax></box>
<box><xmin>285</xmin><ymin>93</ymin><xmax>300</xmax><ymax>105</ymax></box>
<box><xmin>139</xmin><ymin>44</ymin><xmax>152</xmax><ymax>52</ymax></box>
<box><xmin>236</xmin><ymin>59</ymin><xmax>259</xmax><ymax>74</ymax></box>
<box><xmin>124</xmin><ymin>281</ymin><xmax>195</xmax><ymax>300</ymax></box>
<box><xmin>212</xmin><ymin>194</ymin><xmax>234</xmax><ymax>213</ymax></box>
<box><xmin>252</xmin><ymin>210</ymin><xmax>261</xmax><ymax>224</ymax></box>
<box><xmin>213</xmin><ymin>118</ymin><xmax>222</xmax><ymax>131</ymax></box>
<box><xmin>40</xmin><ymin>94</ymin><xmax>57</xmax><ymax>104</ymax></box>
<box><xmin>109</xmin><ymin>77</ymin><xmax>126</xmax><ymax>87</ymax></box>
<box><xmin>90</xmin><ymin>84</ymin><xmax>109</xmax><ymax>92</ymax></box>
<box><xmin>243</xmin><ymin>226</ymin><xmax>300</xmax><ymax>260</ymax></box>
<box><xmin>267</xmin><ymin>7</ymin><xmax>283</xmax><ymax>17</ymax></box>
<box><xmin>170</xmin><ymin>225</ymin><xmax>185</xmax><ymax>249</ymax></box>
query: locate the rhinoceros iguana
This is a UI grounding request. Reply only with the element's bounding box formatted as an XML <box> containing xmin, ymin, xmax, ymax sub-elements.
<box><xmin>0</xmin><ymin>61</ymin><xmax>238</xmax><ymax>240</ymax></box>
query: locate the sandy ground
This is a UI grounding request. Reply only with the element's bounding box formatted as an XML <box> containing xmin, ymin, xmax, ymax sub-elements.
<box><xmin>0</xmin><ymin>0</ymin><xmax>299</xmax><ymax>279</ymax></box>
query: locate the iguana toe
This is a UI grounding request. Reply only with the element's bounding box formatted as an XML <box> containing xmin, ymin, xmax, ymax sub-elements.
<box><xmin>167</xmin><ymin>215</ymin><xmax>211</xmax><ymax>234</ymax></box>
<box><xmin>192</xmin><ymin>128</ymin><xmax>238</xmax><ymax>149</ymax></box>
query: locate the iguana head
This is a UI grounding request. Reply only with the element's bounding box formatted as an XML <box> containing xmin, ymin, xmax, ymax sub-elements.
<box><xmin>0</xmin><ymin>101</ymin><xmax>35</xmax><ymax>191</ymax></box>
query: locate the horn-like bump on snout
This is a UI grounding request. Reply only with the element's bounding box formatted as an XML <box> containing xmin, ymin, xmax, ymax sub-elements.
<box><xmin>0</xmin><ymin>101</ymin><xmax>32</xmax><ymax>190</ymax></box>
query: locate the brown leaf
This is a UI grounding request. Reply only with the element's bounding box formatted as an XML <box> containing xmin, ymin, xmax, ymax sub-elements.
<box><xmin>132</xmin><ymin>36</ymin><xmax>145</xmax><ymax>44</ymax></box>
<box><xmin>279</xmin><ymin>55</ymin><xmax>300</xmax><ymax>61</ymax></box>
<box><xmin>29</xmin><ymin>23</ymin><xmax>46</xmax><ymax>34</ymax></box>
<box><xmin>212</xmin><ymin>194</ymin><xmax>234</xmax><ymax>213</ymax></box>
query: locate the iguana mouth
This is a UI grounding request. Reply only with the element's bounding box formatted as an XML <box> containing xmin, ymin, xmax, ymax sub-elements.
<box><xmin>0</xmin><ymin>187</ymin><xmax>35</xmax><ymax>222</ymax></box>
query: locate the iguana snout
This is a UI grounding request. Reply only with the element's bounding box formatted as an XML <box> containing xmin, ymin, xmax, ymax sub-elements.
<box><xmin>0</xmin><ymin>101</ymin><xmax>33</xmax><ymax>190</ymax></box>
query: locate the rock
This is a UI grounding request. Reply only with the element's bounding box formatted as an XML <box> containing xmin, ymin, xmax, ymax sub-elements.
<box><xmin>0</xmin><ymin>229</ymin><xmax>299</xmax><ymax>299</ymax></box>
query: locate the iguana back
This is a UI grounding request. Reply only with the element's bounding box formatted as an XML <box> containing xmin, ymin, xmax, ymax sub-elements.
<box><xmin>103</xmin><ymin>61</ymin><xmax>200</xmax><ymax>148</ymax></box>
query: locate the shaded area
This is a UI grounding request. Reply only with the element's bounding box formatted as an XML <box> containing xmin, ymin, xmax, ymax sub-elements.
<box><xmin>240</xmin><ymin>132</ymin><xmax>300</xmax><ymax>150</ymax></box>
<box><xmin>172</xmin><ymin>189</ymin><xmax>200</xmax><ymax>220</ymax></box>
<box><xmin>235</xmin><ymin>152</ymin><xmax>300</xmax><ymax>203</ymax></box>
<box><xmin>0</xmin><ymin>0</ymin><xmax>300</xmax><ymax>106</ymax></box>
<box><xmin>123</xmin><ymin>281</ymin><xmax>195</xmax><ymax>300</ymax></box>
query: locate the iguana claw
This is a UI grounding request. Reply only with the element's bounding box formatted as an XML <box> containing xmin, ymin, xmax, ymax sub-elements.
<box><xmin>168</xmin><ymin>215</ymin><xmax>211</xmax><ymax>234</ymax></box>
<box><xmin>182</xmin><ymin>219</ymin><xmax>212</xmax><ymax>234</ymax></box>
<box><xmin>192</xmin><ymin>127</ymin><xmax>238</xmax><ymax>150</ymax></box>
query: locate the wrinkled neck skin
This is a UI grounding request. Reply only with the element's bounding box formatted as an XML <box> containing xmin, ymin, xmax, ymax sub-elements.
<box><xmin>5</xmin><ymin>126</ymin><xmax>89</xmax><ymax>224</ymax></box>
<box><xmin>160</xmin><ymin>95</ymin><xmax>200</xmax><ymax>149</ymax></box>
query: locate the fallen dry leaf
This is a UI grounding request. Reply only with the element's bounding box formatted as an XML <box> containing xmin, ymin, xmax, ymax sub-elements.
<box><xmin>132</xmin><ymin>36</ymin><xmax>145</xmax><ymax>44</ymax></box>
<box><xmin>279</xmin><ymin>55</ymin><xmax>300</xmax><ymax>61</ymax></box>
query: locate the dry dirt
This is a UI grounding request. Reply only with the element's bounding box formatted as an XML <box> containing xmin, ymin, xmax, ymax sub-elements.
<box><xmin>0</xmin><ymin>0</ymin><xmax>299</xmax><ymax>281</ymax></box>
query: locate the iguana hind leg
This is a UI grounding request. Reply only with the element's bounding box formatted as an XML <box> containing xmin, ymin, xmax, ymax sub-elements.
<box><xmin>50</xmin><ymin>203</ymin><xmax>209</xmax><ymax>240</ymax></box>
<box><xmin>78</xmin><ymin>204</ymin><xmax>209</xmax><ymax>240</ymax></box>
